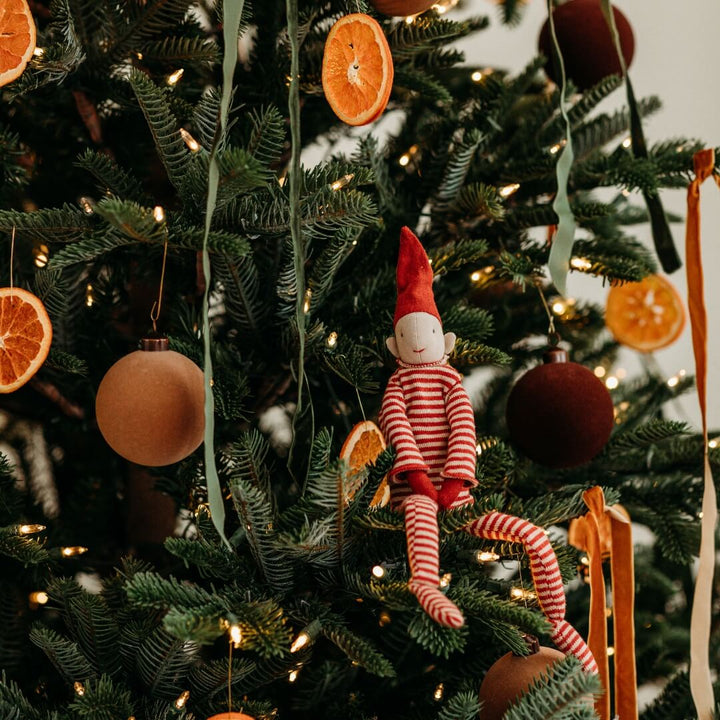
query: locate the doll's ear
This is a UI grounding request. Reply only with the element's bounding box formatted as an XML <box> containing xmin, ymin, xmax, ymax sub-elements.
<box><xmin>443</xmin><ymin>332</ymin><xmax>457</xmax><ymax>354</ymax></box>
<box><xmin>386</xmin><ymin>336</ymin><xmax>399</xmax><ymax>358</ymax></box>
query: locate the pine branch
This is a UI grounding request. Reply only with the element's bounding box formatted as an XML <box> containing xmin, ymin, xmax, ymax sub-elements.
<box><xmin>128</xmin><ymin>68</ymin><xmax>191</xmax><ymax>193</ymax></box>
<box><xmin>69</xmin><ymin>675</ymin><xmax>134</xmax><ymax>720</ymax></box>
<box><xmin>29</xmin><ymin>625</ymin><xmax>96</xmax><ymax>685</ymax></box>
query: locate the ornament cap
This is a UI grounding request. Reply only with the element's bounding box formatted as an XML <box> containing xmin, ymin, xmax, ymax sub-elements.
<box><xmin>543</xmin><ymin>347</ymin><xmax>568</xmax><ymax>364</ymax></box>
<box><xmin>518</xmin><ymin>633</ymin><xmax>541</xmax><ymax>656</ymax></box>
<box><xmin>140</xmin><ymin>336</ymin><xmax>169</xmax><ymax>352</ymax></box>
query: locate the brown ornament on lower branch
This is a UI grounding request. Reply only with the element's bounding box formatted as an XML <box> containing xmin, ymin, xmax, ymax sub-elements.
<box><xmin>479</xmin><ymin>639</ymin><xmax>565</xmax><ymax>720</ymax></box>
<box><xmin>506</xmin><ymin>347</ymin><xmax>614</xmax><ymax>468</ymax></box>
<box><xmin>369</xmin><ymin>0</ymin><xmax>436</xmax><ymax>16</ymax></box>
<box><xmin>96</xmin><ymin>337</ymin><xmax>205</xmax><ymax>466</ymax></box>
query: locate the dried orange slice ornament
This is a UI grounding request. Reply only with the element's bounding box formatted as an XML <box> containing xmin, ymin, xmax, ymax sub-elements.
<box><xmin>322</xmin><ymin>13</ymin><xmax>394</xmax><ymax>127</ymax></box>
<box><xmin>340</xmin><ymin>420</ymin><xmax>390</xmax><ymax>508</ymax></box>
<box><xmin>0</xmin><ymin>287</ymin><xmax>52</xmax><ymax>393</ymax></box>
<box><xmin>0</xmin><ymin>0</ymin><xmax>37</xmax><ymax>88</ymax></box>
<box><xmin>605</xmin><ymin>274</ymin><xmax>685</xmax><ymax>353</ymax></box>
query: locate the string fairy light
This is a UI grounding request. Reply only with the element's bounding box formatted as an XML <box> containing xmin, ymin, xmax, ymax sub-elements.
<box><xmin>303</xmin><ymin>289</ymin><xmax>312</xmax><ymax>314</ymax></box>
<box><xmin>509</xmin><ymin>586</ymin><xmax>536</xmax><ymax>602</ymax></box>
<box><xmin>371</xmin><ymin>564</ymin><xmax>386</xmax><ymax>579</ymax></box>
<box><xmin>174</xmin><ymin>690</ymin><xmax>190</xmax><ymax>709</ymax></box>
<box><xmin>433</xmin><ymin>683</ymin><xmax>445</xmax><ymax>701</ymax></box>
<box><xmin>73</xmin><ymin>682</ymin><xmax>85</xmax><ymax>696</ymax></box>
<box><xmin>179</xmin><ymin>128</ymin><xmax>201</xmax><ymax>152</ymax></box>
<box><xmin>378</xmin><ymin>610</ymin><xmax>391</xmax><ymax>627</ymax></box>
<box><xmin>594</xmin><ymin>366</ymin><xmax>607</xmax><ymax>378</ymax></box>
<box><xmin>570</xmin><ymin>257</ymin><xmax>592</xmax><ymax>271</ymax></box>
<box><xmin>288</xmin><ymin>669</ymin><xmax>299</xmax><ymax>682</ymax></box>
<box><xmin>167</xmin><ymin>68</ymin><xmax>184</xmax><ymax>86</ymax></box>
<box><xmin>229</xmin><ymin>624</ymin><xmax>242</xmax><ymax>648</ymax></box>
<box><xmin>18</xmin><ymin>524</ymin><xmax>46</xmax><ymax>535</ymax></box>
<box><xmin>291</xmin><ymin>622</ymin><xmax>321</xmax><ymax>653</ymax></box>
<box><xmin>605</xmin><ymin>376</ymin><xmax>619</xmax><ymax>390</ymax></box>
<box><xmin>499</xmin><ymin>183</ymin><xmax>520</xmax><ymax>198</ymax></box>
<box><xmin>439</xmin><ymin>573</ymin><xmax>452</xmax><ymax>588</ymax></box>
<box><xmin>621</xmin><ymin>137</ymin><xmax>632</xmax><ymax>149</ymax></box>
<box><xmin>61</xmin><ymin>546</ymin><xmax>89</xmax><ymax>557</ymax></box>
<box><xmin>33</xmin><ymin>47</ymin><xmax>44</xmax><ymax>57</ymax></box>
<box><xmin>29</xmin><ymin>591</ymin><xmax>49</xmax><ymax>606</ymax></box>
<box><xmin>667</xmin><ymin>369</ymin><xmax>686</xmax><ymax>388</ymax></box>
<box><xmin>85</xmin><ymin>283</ymin><xmax>94</xmax><ymax>308</ymax></box>
<box><xmin>326</xmin><ymin>332</ymin><xmax>338</xmax><ymax>348</ymax></box>
<box><xmin>476</xmin><ymin>550</ymin><xmax>500</xmax><ymax>563</ymax></box>
<box><xmin>33</xmin><ymin>244</ymin><xmax>49</xmax><ymax>268</ymax></box>
<box><xmin>79</xmin><ymin>197</ymin><xmax>95</xmax><ymax>215</ymax></box>
<box><xmin>330</xmin><ymin>174</ymin><xmax>354</xmax><ymax>191</ymax></box>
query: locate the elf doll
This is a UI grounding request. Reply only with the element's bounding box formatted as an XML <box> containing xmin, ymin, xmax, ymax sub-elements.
<box><xmin>379</xmin><ymin>227</ymin><xmax>597</xmax><ymax>672</ymax></box>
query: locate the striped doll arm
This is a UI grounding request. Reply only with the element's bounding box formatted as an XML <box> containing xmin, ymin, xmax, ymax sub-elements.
<box><xmin>441</xmin><ymin>381</ymin><xmax>477</xmax><ymax>485</ymax></box>
<box><xmin>379</xmin><ymin>373</ymin><xmax>428</xmax><ymax>478</ymax></box>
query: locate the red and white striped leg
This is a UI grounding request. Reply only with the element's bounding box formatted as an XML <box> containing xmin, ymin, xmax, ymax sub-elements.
<box><xmin>464</xmin><ymin>511</ymin><xmax>598</xmax><ymax>673</ymax></box>
<box><xmin>404</xmin><ymin>494</ymin><xmax>465</xmax><ymax>629</ymax></box>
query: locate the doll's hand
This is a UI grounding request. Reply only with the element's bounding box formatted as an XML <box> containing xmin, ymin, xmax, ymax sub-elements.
<box><xmin>404</xmin><ymin>470</ymin><xmax>438</xmax><ymax>502</ymax></box>
<box><xmin>437</xmin><ymin>478</ymin><xmax>464</xmax><ymax>509</ymax></box>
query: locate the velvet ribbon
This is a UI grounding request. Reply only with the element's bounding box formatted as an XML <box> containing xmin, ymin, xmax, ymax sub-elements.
<box><xmin>684</xmin><ymin>148</ymin><xmax>718</xmax><ymax>720</ymax></box>
<box><xmin>568</xmin><ymin>486</ymin><xmax>637</xmax><ymax>720</ymax></box>
<box><xmin>599</xmin><ymin>0</ymin><xmax>680</xmax><ymax>274</ymax></box>
<box><xmin>201</xmin><ymin>0</ymin><xmax>246</xmax><ymax>549</ymax></box>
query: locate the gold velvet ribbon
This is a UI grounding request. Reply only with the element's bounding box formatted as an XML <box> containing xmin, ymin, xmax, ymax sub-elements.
<box><xmin>685</xmin><ymin>148</ymin><xmax>718</xmax><ymax>720</ymax></box>
<box><xmin>568</xmin><ymin>486</ymin><xmax>637</xmax><ymax>720</ymax></box>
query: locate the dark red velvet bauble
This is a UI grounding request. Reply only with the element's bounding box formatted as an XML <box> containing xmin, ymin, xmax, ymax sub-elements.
<box><xmin>369</xmin><ymin>0</ymin><xmax>436</xmax><ymax>16</ymax></box>
<box><xmin>479</xmin><ymin>647</ymin><xmax>565</xmax><ymax>720</ymax></box>
<box><xmin>538</xmin><ymin>0</ymin><xmax>635</xmax><ymax>91</ymax></box>
<box><xmin>506</xmin><ymin>350</ymin><xmax>614</xmax><ymax>468</ymax></box>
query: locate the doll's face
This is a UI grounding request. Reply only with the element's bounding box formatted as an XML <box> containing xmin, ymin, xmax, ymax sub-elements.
<box><xmin>386</xmin><ymin>312</ymin><xmax>456</xmax><ymax>365</ymax></box>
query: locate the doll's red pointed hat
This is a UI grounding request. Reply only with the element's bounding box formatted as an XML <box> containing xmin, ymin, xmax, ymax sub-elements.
<box><xmin>394</xmin><ymin>226</ymin><xmax>440</xmax><ymax>326</ymax></box>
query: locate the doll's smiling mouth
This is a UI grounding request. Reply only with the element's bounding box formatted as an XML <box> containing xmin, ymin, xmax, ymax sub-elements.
<box><xmin>414</xmin><ymin>348</ymin><xmax>425</xmax><ymax>353</ymax></box>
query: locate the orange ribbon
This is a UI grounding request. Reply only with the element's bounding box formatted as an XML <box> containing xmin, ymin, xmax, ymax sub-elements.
<box><xmin>568</xmin><ymin>486</ymin><xmax>637</xmax><ymax>720</ymax></box>
<box><xmin>685</xmin><ymin>148</ymin><xmax>718</xmax><ymax>720</ymax></box>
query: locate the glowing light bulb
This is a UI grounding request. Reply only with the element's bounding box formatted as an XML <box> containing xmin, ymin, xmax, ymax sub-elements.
<box><xmin>434</xmin><ymin>683</ymin><xmax>445</xmax><ymax>700</ymax></box>
<box><xmin>288</xmin><ymin>669</ymin><xmax>299</xmax><ymax>682</ymax></box>
<box><xmin>570</xmin><ymin>257</ymin><xmax>592</xmax><ymax>271</ymax></box>
<box><xmin>18</xmin><ymin>524</ymin><xmax>46</xmax><ymax>535</ymax></box>
<box><xmin>291</xmin><ymin>632</ymin><xmax>310</xmax><ymax>653</ymax></box>
<box><xmin>510</xmin><ymin>587</ymin><xmax>536</xmax><ymax>601</ymax></box>
<box><xmin>399</xmin><ymin>154</ymin><xmax>410</xmax><ymax>167</ymax></box>
<box><xmin>372</xmin><ymin>565</ymin><xmax>385</xmax><ymax>579</ymax></box>
<box><xmin>476</xmin><ymin>551</ymin><xmax>500</xmax><ymax>563</ymax></box>
<box><xmin>594</xmin><ymin>366</ymin><xmax>606</xmax><ymax>378</ymax></box>
<box><xmin>33</xmin><ymin>244</ymin><xmax>49</xmax><ymax>268</ymax></box>
<box><xmin>330</xmin><ymin>173</ymin><xmax>354</xmax><ymax>191</ymax></box>
<box><xmin>326</xmin><ymin>332</ymin><xmax>338</xmax><ymax>348</ymax></box>
<box><xmin>29</xmin><ymin>591</ymin><xmax>49</xmax><ymax>605</ymax></box>
<box><xmin>174</xmin><ymin>690</ymin><xmax>190</xmax><ymax>709</ymax></box>
<box><xmin>61</xmin><ymin>546</ymin><xmax>89</xmax><ymax>557</ymax></box>
<box><xmin>153</xmin><ymin>206</ymin><xmax>165</xmax><ymax>223</ymax></box>
<box><xmin>499</xmin><ymin>183</ymin><xmax>520</xmax><ymax>198</ymax></box>
<box><xmin>33</xmin><ymin>47</ymin><xmax>44</xmax><ymax>57</ymax></box>
<box><xmin>167</xmin><ymin>68</ymin><xmax>184</xmax><ymax>86</ymax></box>
<box><xmin>470</xmin><ymin>271</ymin><xmax>482</xmax><ymax>282</ymax></box>
<box><xmin>378</xmin><ymin>610</ymin><xmax>391</xmax><ymax>627</ymax></box>
<box><xmin>471</xmin><ymin>70</ymin><xmax>483</xmax><ymax>83</ymax></box>
<box><xmin>552</xmin><ymin>300</ymin><xmax>567</xmax><ymax>315</ymax></box>
<box><xmin>439</xmin><ymin>573</ymin><xmax>452</xmax><ymax>588</ymax></box>
<box><xmin>179</xmin><ymin>128</ymin><xmax>201</xmax><ymax>152</ymax></box>
<box><xmin>229</xmin><ymin>624</ymin><xmax>242</xmax><ymax>648</ymax></box>
<box><xmin>605</xmin><ymin>376</ymin><xmax>619</xmax><ymax>390</ymax></box>
<box><xmin>85</xmin><ymin>283</ymin><xmax>94</xmax><ymax>308</ymax></box>
<box><xmin>607</xmin><ymin>646</ymin><xmax>615</xmax><ymax>656</ymax></box>
<box><xmin>303</xmin><ymin>289</ymin><xmax>312</xmax><ymax>314</ymax></box>
<box><xmin>74</xmin><ymin>682</ymin><xmax>85</xmax><ymax>696</ymax></box>
<box><xmin>622</xmin><ymin>137</ymin><xmax>632</xmax><ymax>148</ymax></box>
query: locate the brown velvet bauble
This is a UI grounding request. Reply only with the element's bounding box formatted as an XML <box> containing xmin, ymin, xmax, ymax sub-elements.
<box><xmin>369</xmin><ymin>0</ymin><xmax>436</xmax><ymax>16</ymax></box>
<box><xmin>506</xmin><ymin>348</ymin><xmax>614</xmax><ymax>469</ymax></box>
<box><xmin>479</xmin><ymin>646</ymin><xmax>565</xmax><ymax>720</ymax></box>
<box><xmin>96</xmin><ymin>338</ymin><xmax>204</xmax><ymax>467</ymax></box>
<box><xmin>538</xmin><ymin>0</ymin><xmax>634</xmax><ymax>91</ymax></box>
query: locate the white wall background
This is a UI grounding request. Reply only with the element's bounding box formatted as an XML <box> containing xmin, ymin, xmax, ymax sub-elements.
<box><xmin>454</xmin><ymin>0</ymin><xmax>720</xmax><ymax>431</ymax></box>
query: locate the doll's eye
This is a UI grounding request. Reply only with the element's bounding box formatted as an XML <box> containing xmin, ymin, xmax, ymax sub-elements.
<box><xmin>400</xmin><ymin>332</ymin><xmax>404</xmax><ymax>338</ymax></box>
<box><xmin>432</xmin><ymin>329</ymin><xmax>436</xmax><ymax>334</ymax></box>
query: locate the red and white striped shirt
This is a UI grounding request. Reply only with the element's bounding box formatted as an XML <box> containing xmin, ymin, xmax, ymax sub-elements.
<box><xmin>379</xmin><ymin>358</ymin><xmax>477</xmax><ymax>509</ymax></box>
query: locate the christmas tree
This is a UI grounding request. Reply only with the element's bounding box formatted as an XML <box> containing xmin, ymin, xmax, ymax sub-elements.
<box><xmin>0</xmin><ymin>0</ymin><xmax>717</xmax><ymax>718</ymax></box>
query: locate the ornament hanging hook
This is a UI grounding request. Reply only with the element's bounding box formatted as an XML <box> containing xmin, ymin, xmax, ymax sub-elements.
<box><xmin>150</xmin><ymin>208</ymin><xmax>169</xmax><ymax>334</ymax></box>
<box><xmin>534</xmin><ymin>279</ymin><xmax>559</xmax><ymax>346</ymax></box>
<box><xmin>9</xmin><ymin>227</ymin><xmax>16</xmax><ymax>297</ymax></box>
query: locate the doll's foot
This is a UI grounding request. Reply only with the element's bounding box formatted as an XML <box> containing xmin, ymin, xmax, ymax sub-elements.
<box><xmin>409</xmin><ymin>581</ymin><xmax>465</xmax><ymax>628</ymax></box>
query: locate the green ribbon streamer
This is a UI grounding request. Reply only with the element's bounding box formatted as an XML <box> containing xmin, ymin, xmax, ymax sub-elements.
<box><xmin>286</xmin><ymin>0</ymin><xmax>307</xmax><ymax>473</ymax></box>
<box><xmin>202</xmin><ymin>0</ymin><xmax>245</xmax><ymax>550</ymax></box>
<box><xmin>546</xmin><ymin>0</ymin><xmax>577</xmax><ymax>298</ymax></box>
<box><xmin>600</xmin><ymin>0</ymin><xmax>680</xmax><ymax>273</ymax></box>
